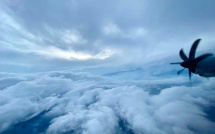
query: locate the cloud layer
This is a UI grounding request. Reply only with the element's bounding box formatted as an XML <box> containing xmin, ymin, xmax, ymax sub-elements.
<box><xmin>1</xmin><ymin>0</ymin><xmax>215</xmax><ymax>72</ymax></box>
<box><xmin>0</xmin><ymin>71</ymin><xmax>215</xmax><ymax>134</ymax></box>
<box><xmin>1</xmin><ymin>1</ymin><xmax>215</xmax><ymax>133</ymax></box>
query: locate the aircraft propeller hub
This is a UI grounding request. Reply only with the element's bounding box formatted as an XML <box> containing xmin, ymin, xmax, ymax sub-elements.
<box><xmin>180</xmin><ymin>61</ymin><xmax>195</xmax><ymax>69</ymax></box>
<box><xmin>180</xmin><ymin>61</ymin><xmax>190</xmax><ymax>68</ymax></box>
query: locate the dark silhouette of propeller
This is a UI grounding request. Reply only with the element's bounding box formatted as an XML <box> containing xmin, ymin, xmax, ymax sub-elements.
<box><xmin>171</xmin><ymin>39</ymin><xmax>213</xmax><ymax>80</ymax></box>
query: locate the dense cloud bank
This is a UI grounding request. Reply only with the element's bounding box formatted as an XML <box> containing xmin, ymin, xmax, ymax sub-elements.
<box><xmin>1</xmin><ymin>1</ymin><xmax>215</xmax><ymax>72</ymax></box>
<box><xmin>0</xmin><ymin>71</ymin><xmax>215</xmax><ymax>134</ymax></box>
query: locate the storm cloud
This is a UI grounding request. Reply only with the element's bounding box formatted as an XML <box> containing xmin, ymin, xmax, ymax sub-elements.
<box><xmin>0</xmin><ymin>0</ymin><xmax>215</xmax><ymax>72</ymax></box>
<box><xmin>1</xmin><ymin>1</ymin><xmax>215</xmax><ymax>134</ymax></box>
<box><xmin>0</xmin><ymin>71</ymin><xmax>215</xmax><ymax>134</ymax></box>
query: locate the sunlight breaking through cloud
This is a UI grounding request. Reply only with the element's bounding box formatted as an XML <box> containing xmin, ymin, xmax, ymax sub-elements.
<box><xmin>35</xmin><ymin>46</ymin><xmax>117</xmax><ymax>60</ymax></box>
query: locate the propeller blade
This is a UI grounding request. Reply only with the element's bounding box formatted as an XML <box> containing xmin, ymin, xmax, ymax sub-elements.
<box><xmin>177</xmin><ymin>68</ymin><xmax>185</xmax><ymax>75</ymax></box>
<box><xmin>170</xmin><ymin>62</ymin><xmax>182</xmax><ymax>64</ymax></box>
<box><xmin>189</xmin><ymin>69</ymin><xmax>192</xmax><ymax>80</ymax></box>
<box><xmin>180</xmin><ymin>49</ymin><xmax>188</xmax><ymax>61</ymax></box>
<box><xmin>194</xmin><ymin>53</ymin><xmax>214</xmax><ymax>63</ymax></box>
<box><xmin>189</xmin><ymin>39</ymin><xmax>201</xmax><ymax>60</ymax></box>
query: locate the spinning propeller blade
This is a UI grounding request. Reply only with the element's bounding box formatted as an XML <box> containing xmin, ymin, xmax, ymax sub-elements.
<box><xmin>177</xmin><ymin>68</ymin><xmax>185</xmax><ymax>75</ymax></box>
<box><xmin>179</xmin><ymin>49</ymin><xmax>188</xmax><ymax>61</ymax></box>
<box><xmin>189</xmin><ymin>39</ymin><xmax>201</xmax><ymax>60</ymax></box>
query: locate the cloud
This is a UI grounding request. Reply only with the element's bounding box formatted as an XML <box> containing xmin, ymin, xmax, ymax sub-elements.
<box><xmin>60</xmin><ymin>30</ymin><xmax>86</xmax><ymax>44</ymax></box>
<box><xmin>0</xmin><ymin>1</ymin><xmax>215</xmax><ymax>133</ymax></box>
<box><xmin>0</xmin><ymin>0</ymin><xmax>215</xmax><ymax>72</ymax></box>
<box><xmin>33</xmin><ymin>46</ymin><xmax>116</xmax><ymax>61</ymax></box>
<box><xmin>0</xmin><ymin>71</ymin><xmax>215</xmax><ymax>134</ymax></box>
<box><xmin>103</xmin><ymin>23</ymin><xmax>122</xmax><ymax>35</ymax></box>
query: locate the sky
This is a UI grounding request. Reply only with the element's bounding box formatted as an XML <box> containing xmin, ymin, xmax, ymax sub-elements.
<box><xmin>0</xmin><ymin>0</ymin><xmax>215</xmax><ymax>74</ymax></box>
<box><xmin>1</xmin><ymin>1</ymin><xmax>215</xmax><ymax>134</ymax></box>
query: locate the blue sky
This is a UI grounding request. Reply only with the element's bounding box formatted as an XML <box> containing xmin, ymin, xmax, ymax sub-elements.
<box><xmin>0</xmin><ymin>0</ymin><xmax>215</xmax><ymax>75</ymax></box>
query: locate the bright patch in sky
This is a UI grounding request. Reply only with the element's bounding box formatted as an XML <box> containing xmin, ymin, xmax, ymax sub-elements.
<box><xmin>36</xmin><ymin>46</ymin><xmax>117</xmax><ymax>60</ymax></box>
<box><xmin>0</xmin><ymin>1</ymin><xmax>215</xmax><ymax>134</ymax></box>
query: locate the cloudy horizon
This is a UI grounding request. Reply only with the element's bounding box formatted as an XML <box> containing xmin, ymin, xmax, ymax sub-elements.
<box><xmin>0</xmin><ymin>0</ymin><xmax>215</xmax><ymax>74</ymax></box>
<box><xmin>0</xmin><ymin>1</ymin><xmax>215</xmax><ymax>134</ymax></box>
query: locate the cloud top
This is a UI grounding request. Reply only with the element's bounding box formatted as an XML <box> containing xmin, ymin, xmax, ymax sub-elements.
<box><xmin>0</xmin><ymin>71</ymin><xmax>214</xmax><ymax>134</ymax></box>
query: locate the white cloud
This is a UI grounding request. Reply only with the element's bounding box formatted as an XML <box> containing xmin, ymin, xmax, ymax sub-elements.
<box><xmin>0</xmin><ymin>10</ymin><xmax>118</xmax><ymax>65</ymax></box>
<box><xmin>1</xmin><ymin>1</ymin><xmax>215</xmax><ymax>72</ymax></box>
<box><xmin>35</xmin><ymin>46</ymin><xmax>117</xmax><ymax>60</ymax></box>
<box><xmin>0</xmin><ymin>71</ymin><xmax>214</xmax><ymax>134</ymax></box>
<box><xmin>44</xmin><ymin>26</ymin><xmax>87</xmax><ymax>45</ymax></box>
<box><xmin>61</xmin><ymin>30</ymin><xmax>87</xmax><ymax>44</ymax></box>
<box><xmin>0</xmin><ymin>9</ymin><xmax>36</xmax><ymax>41</ymax></box>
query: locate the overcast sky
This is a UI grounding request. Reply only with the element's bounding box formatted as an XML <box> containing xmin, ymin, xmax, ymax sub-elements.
<box><xmin>0</xmin><ymin>0</ymin><xmax>215</xmax><ymax>73</ymax></box>
<box><xmin>1</xmin><ymin>1</ymin><xmax>215</xmax><ymax>133</ymax></box>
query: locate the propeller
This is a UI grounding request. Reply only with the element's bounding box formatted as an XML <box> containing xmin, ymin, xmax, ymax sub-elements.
<box><xmin>170</xmin><ymin>39</ymin><xmax>213</xmax><ymax>80</ymax></box>
<box><xmin>177</xmin><ymin>68</ymin><xmax>185</xmax><ymax>75</ymax></box>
